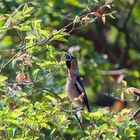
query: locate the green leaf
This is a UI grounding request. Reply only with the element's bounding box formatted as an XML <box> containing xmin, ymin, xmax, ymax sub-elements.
<box><xmin>33</xmin><ymin>69</ymin><xmax>40</xmax><ymax>76</ymax></box>
<box><xmin>20</xmin><ymin>97</ymin><xmax>30</xmax><ymax>103</ymax></box>
<box><xmin>129</xmin><ymin>49</ymin><xmax>137</xmax><ymax>60</ymax></box>
<box><xmin>6</xmin><ymin>119</ymin><xmax>20</xmax><ymax>125</ymax></box>
<box><xmin>20</xmin><ymin>25</ymin><xmax>31</xmax><ymax>31</ymax></box>
<box><xmin>7</xmin><ymin>128</ymin><xmax>16</xmax><ymax>138</ymax></box>
<box><xmin>9</xmin><ymin>106</ymin><xmax>27</xmax><ymax>118</ymax></box>
<box><xmin>26</xmin><ymin>35</ymin><xmax>37</xmax><ymax>40</ymax></box>
<box><xmin>40</xmin><ymin>123</ymin><xmax>51</xmax><ymax>129</ymax></box>
<box><xmin>0</xmin><ymin>75</ymin><xmax>8</xmax><ymax>82</ymax></box>
<box><xmin>50</xmin><ymin>128</ymin><xmax>56</xmax><ymax>135</ymax></box>
<box><xmin>39</xmin><ymin>30</ymin><xmax>48</xmax><ymax>36</ymax></box>
<box><xmin>45</xmin><ymin>95</ymin><xmax>56</xmax><ymax>102</ymax></box>
<box><xmin>90</xmin><ymin>111</ymin><xmax>104</xmax><ymax>120</ymax></box>
<box><xmin>0</xmin><ymin>126</ymin><xmax>4</xmax><ymax>131</ymax></box>
<box><xmin>47</xmin><ymin>45</ymin><xmax>55</xmax><ymax>52</ymax></box>
<box><xmin>13</xmin><ymin>25</ymin><xmax>20</xmax><ymax>30</ymax></box>
<box><xmin>0</xmin><ymin>75</ymin><xmax>8</xmax><ymax>86</ymax></box>
<box><xmin>83</xmin><ymin>111</ymin><xmax>91</xmax><ymax>120</ymax></box>
<box><xmin>23</xmin><ymin>5</ymin><xmax>34</xmax><ymax>15</ymax></box>
<box><xmin>53</xmin><ymin>35</ymin><xmax>68</xmax><ymax>42</ymax></box>
<box><xmin>133</xmin><ymin>70</ymin><xmax>139</xmax><ymax>78</ymax></box>
<box><xmin>0</xmin><ymin>27</ymin><xmax>9</xmax><ymax>32</ymax></box>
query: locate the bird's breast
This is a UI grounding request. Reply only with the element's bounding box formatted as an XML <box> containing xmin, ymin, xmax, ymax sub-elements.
<box><xmin>66</xmin><ymin>80</ymin><xmax>80</xmax><ymax>101</ymax></box>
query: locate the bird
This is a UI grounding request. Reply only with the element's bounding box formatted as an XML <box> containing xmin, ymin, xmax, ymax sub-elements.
<box><xmin>65</xmin><ymin>54</ymin><xmax>90</xmax><ymax>112</ymax></box>
<box><xmin>65</xmin><ymin>54</ymin><xmax>140</xmax><ymax>114</ymax></box>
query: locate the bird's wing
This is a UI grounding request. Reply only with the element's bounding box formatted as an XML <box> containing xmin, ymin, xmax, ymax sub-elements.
<box><xmin>75</xmin><ymin>76</ymin><xmax>90</xmax><ymax>112</ymax></box>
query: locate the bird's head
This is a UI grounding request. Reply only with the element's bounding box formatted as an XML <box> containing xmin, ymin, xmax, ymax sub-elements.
<box><xmin>65</xmin><ymin>54</ymin><xmax>78</xmax><ymax>70</ymax></box>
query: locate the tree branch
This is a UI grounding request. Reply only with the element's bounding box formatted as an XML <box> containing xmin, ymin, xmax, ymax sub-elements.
<box><xmin>122</xmin><ymin>0</ymin><xmax>138</xmax><ymax>28</ymax></box>
<box><xmin>74</xmin><ymin>113</ymin><xmax>86</xmax><ymax>137</ymax></box>
<box><xmin>129</xmin><ymin>107</ymin><xmax>140</xmax><ymax>121</ymax></box>
<box><xmin>33</xmin><ymin>88</ymin><xmax>63</xmax><ymax>102</ymax></box>
<box><xmin>95</xmin><ymin>69</ymin><xmax>127</xmax><ymax>75</ymax></box>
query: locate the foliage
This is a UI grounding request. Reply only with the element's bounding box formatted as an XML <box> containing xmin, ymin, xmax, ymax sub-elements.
<box><xmin>0</xmin><ymin>0</ymin><xmax>140</xmax><ymax>139</ymax></box>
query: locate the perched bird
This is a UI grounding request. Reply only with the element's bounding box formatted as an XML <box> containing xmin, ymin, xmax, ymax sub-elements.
<box><xmin>65</xmin><ymin>54</ymin><xmax>140</xmax><ymax>114</ymax></box>
<box><xmin>65</xmin><ymin>54</ymin><xmax>90</xmax><ymax>112</ymax></box>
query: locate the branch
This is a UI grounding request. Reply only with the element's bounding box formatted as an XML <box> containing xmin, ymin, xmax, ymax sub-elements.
<box><xmin>0</xmin><ymin>30</ymin><xmax>61</xmax><ymax>72</ymax></box>
<box><xmin>3</xmin><ymin>1</ymin><xmax>34</xmax><ymax>28</ymax></box>
<box><xmin>95</xmin><ymin>69</ymin><xmax>127</xmax><ymax>75</ymax></box>
<box><xmin>123</xmin><ymin>0</ymin><xmax>138</xmax><ymax>28</ymax></box>
<box><xmin>59</xmin><ymin>107</ymin><xmax>83</xmax><ymax>114</ymax></box>
<box><xmin>129</xmin><ymin>107</ymin><xmax>140</xmax><ymax>121</ymax></box>
<box><xmin>0</xmin><ymin>51</ymin><xmax>21</xmax><ymax>72</ymax></box>
<box><xmin>33</xmin><ymin>88</ymin><xmax>63</xmax><ymax>102</ymax></box>
<box><xmin>74</xmin><ymin>113</ymin><xmax>86</xmax><ymax>137</ymax></box>
<box><xmin>61</xmin><ymin>0</ymin><xmax>116</xmax><ymax>33</ymax></box>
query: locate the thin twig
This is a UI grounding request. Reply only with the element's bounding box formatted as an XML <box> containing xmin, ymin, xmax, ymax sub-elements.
<box><xmin>60</xmin><ymin>0</ymin><xmax>115</xmax><ymax>33</ymax></box>
<box><xmin>19</xmin><ymin>29</ymin><xmax>62</xmax><ymax>51</ymax></box>
<box><xmin>129</xmin><ymin>107</ymin><xmax>140</xmax><ymax>121</ymax></box>
<box><xmin>33</xmin><ymin>88</ymin><xmax>63</xmax><ymax>102</ymax></box>
<box><xmin>0</xmin><ymin>51</ymin><xmax>21</xmax><ymax>72</ymax></box>
<box><xmin>74</xmin><ymin>113</ymin><xmax>86</xmax><ymax>137</ymax></box>
<box><xmin>59</xmin><ymin>107</ymin><xmax>83</xmax><ymax>114</ymax></box>
<box><xmin>3</xmin><ymin>1</ymin><xmax>34</xmax><ymax>28</ymax></box>
<box><xmin>0</xmin><ymin>30</ymin><xmax>61</xmax><ymax>71</ymax></box>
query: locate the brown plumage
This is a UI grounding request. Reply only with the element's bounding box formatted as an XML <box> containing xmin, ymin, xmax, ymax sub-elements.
<box><xmin>65</xmin><ymin>54</ymin><xmax>90</xmax><ymax>112</ymax></box>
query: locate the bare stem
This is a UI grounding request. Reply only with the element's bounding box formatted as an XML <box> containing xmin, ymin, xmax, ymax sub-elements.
<box><xmin>129</xmin><ymin>107</ymin><xmax>140</xmax><ymax>121</ymax></box>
